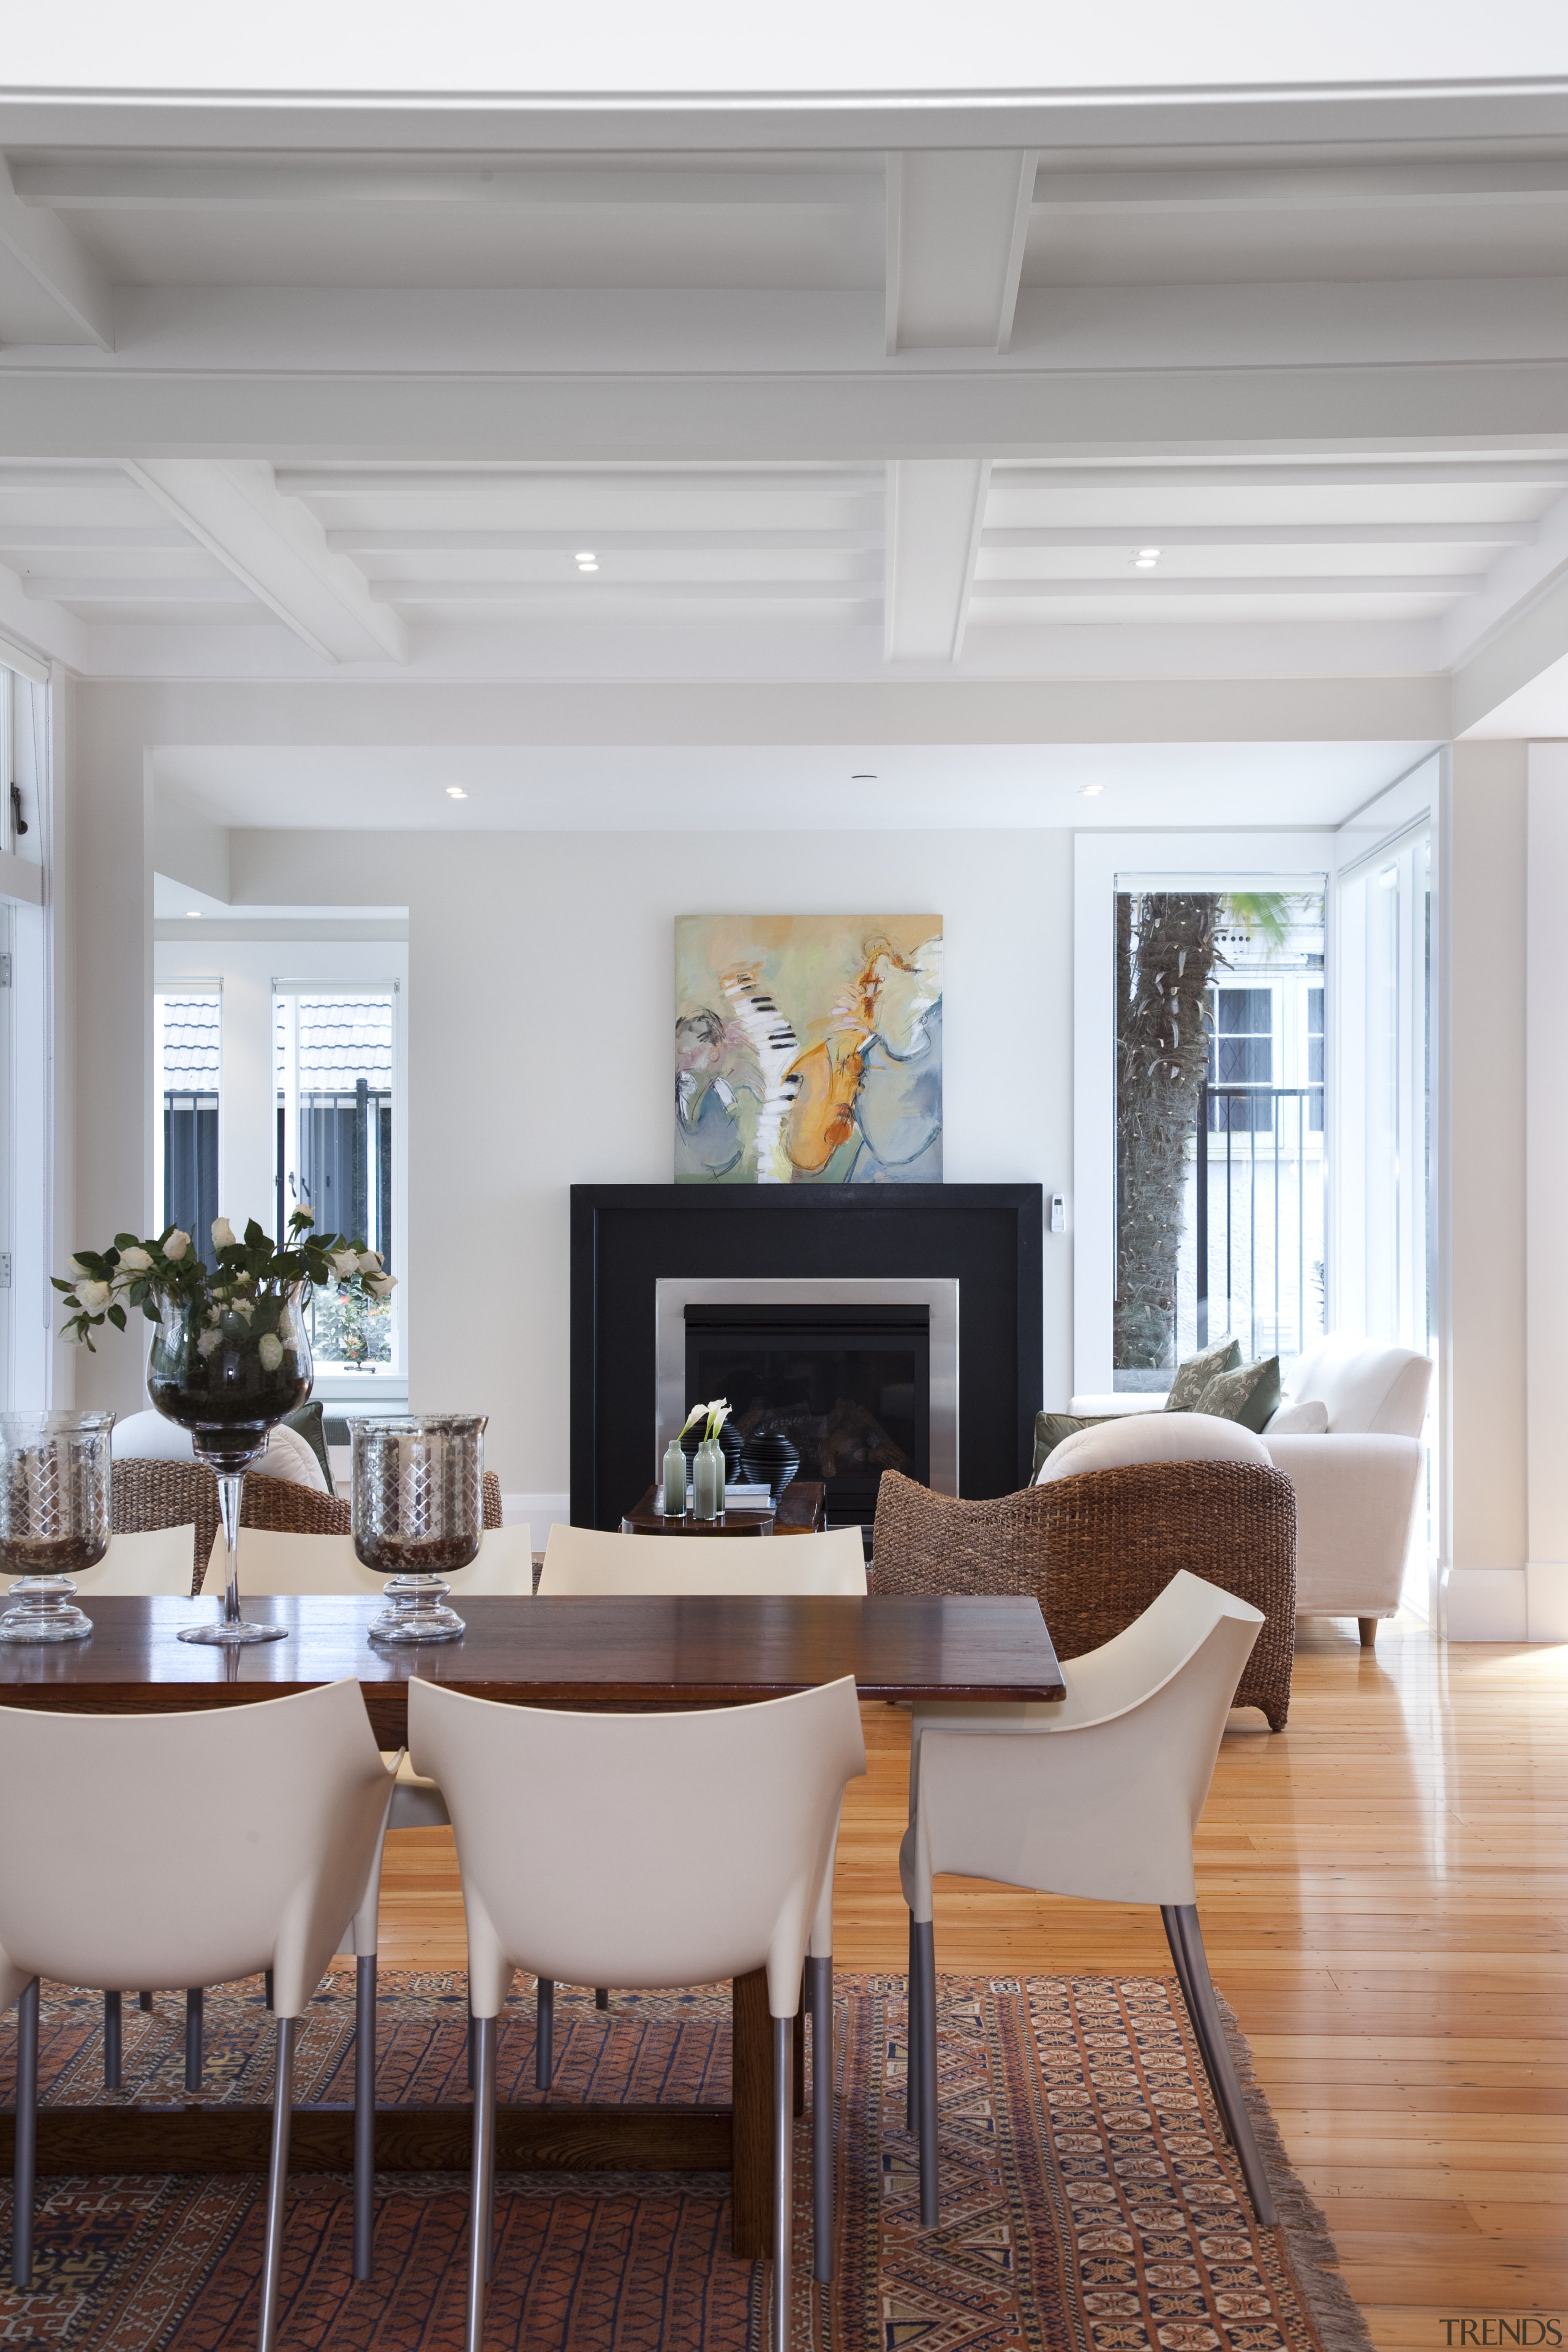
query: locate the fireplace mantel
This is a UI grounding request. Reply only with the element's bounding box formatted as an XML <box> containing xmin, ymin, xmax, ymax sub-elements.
<box><xmin>570</xmin><ymin>1185</ymin><xmax>1042</xmax><ymax>1530</ymax></box>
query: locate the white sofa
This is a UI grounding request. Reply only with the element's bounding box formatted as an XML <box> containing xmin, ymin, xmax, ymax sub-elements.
<box><xmin>1071</xmin><ymin>1334</ymin><xmax>1432</xmax><ymax>1643</ymax></box>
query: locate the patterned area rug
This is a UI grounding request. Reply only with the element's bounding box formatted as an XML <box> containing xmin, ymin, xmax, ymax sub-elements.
<box><xmin>0</xmin><ymin>1972</ymin><xmax>1370</xmax><ymax>2352</ymax></box>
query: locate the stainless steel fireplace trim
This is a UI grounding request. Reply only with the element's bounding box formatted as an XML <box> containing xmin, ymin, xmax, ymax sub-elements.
<box><xmin>655</xmin><ymin>1277</ymin><xmax>959</xmax><ymax>1499</ymax></box>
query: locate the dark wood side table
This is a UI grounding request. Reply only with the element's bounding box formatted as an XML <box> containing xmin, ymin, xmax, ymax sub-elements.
<box><xmin>620</xmin><ymin>1479</ymin><xmax>826</xmax><ymax>1536</ymax></box>
<box><xmin>0</xmin><ymin>1591</ymin><xmax>1061</xmax><ymax>2255</ymax></box>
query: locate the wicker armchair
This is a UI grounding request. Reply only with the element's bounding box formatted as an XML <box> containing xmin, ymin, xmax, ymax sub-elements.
<box><xmin>870</xmin><ymin>1462</ymin><xmax>1297</xmax><ymax>1730</ymax></box>
<box><xmin>111</xmin><ymin>1461</ymin><xmax>505</xmax><ymax>1597</ymax></box>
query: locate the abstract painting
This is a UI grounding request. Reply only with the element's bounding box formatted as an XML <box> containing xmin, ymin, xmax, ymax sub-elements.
<box><xmin>675</xmin><ymin>914</ymin><xmax>943</xmax><ymax>1183</ymax></box>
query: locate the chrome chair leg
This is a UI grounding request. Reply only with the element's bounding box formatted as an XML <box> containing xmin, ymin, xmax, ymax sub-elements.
<box><xmin>771</xmin><ymin>2013</ymin><xmax>793</xmax><ymax>2352</ymax></box>
<box><xmin>12</xmin><ymin>1977</ymin><xmax>39</xmax><ymax>2288</ymax></box>
<box><xmin>808</xmin><ymin>1953</ymin><xmax>834</xmax><ymax>2282</ymax></box>
<box><xmin>103</xmin><ymin>1991</ymin><xmax>122</xmax><ymax>2090</ymax></box>
<box><xmin>1162</xmin><ymin>1905</ymin><xmax>1275</xmax><ymax>2225</ymax></box>
<box><xmin>466</xmin><ymin>2015</ymin><xmax>497</xmax><ymax>2352</ymax></box>
<box><xmin>353</xmin><ymin>1955</ymin><xmax>376</xmax><ymax>2280</ymax></box>
<box><xmin>913</xmin><ymin>1918</ymin><xmax>938</xmax><ymax>2228</ymax></box>
<box><xmin>905</xmin><ymin>1913</ymin><xmax>919</xmax><ymax>2132</ymax></box>
<box><xmin>257</xmin><ymin>2015</ymin><xmax>296</xmax><ymax>2352</ymax></box>
<box><xmin>535</xmin><ymin>1978</ymin><xmax>554</xmax><ymax>2089</ymax></box>
<box><xmin>184</xmin><ymin>1988</ymin><xmax>203</xmax><ymax>2090</ymax></box>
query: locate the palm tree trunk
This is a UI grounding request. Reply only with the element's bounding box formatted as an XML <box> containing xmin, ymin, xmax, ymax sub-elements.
<box><xmin>1114</xmin><ymin>893</ymin><xmax>1224</xmax><ymax>1371</ymax></box>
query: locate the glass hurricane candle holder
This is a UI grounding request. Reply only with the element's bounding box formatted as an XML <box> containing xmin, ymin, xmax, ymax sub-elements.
<box><xmin>148</xmin><ymin>1282</ymin><xmax>313</xmax><ymax>1646</ymax></box>
<box><xmin>353</xmin><ymin>1414</ymin><xmax>486</xmax><ymax>1645</ymax></box>
<box><xmin>0</xmin><ymin>1410</ymin><xmax>114</xmax><ymax>1644</ymax></box>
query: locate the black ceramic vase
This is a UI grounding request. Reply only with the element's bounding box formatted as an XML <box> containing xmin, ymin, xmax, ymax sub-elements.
<box><xmin>740</xmin><ymin>1429</ymin><xmax>800</xmax><ymax>1498</ymax></box>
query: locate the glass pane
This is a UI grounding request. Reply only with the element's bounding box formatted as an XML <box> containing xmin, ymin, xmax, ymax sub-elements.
<box><xmin>1114</xmin><ymin>884</ymin><xmax>1326</xmax><ymax>1385</ymax></box>
<box><xmin>159</xmin><ymin>994</ymin><xmax>221</xmax><ymax>1268</ymax></box>
<box><xmin>276</xmin><ymin>993</ymin><xmax>395</xmax><ymax>1371</ymax></box>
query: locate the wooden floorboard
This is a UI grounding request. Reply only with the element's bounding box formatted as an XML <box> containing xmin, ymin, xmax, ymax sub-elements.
<box><xmin>377</xmin><ymin>1613</ymin><xmax>1568</xmax><ymax>2349</ymax></box>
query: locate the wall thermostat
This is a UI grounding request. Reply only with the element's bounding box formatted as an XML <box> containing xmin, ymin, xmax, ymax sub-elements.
<box><xmin>1050</xmin><ymin>1194</ymin><xmax>1066</xmax><ymax>1233</ymax></box>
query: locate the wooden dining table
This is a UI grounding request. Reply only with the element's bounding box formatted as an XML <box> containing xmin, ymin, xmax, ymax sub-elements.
<box><xmin>0</xmin><ymin>1591</ymin><xmax>1065</xmax><ymax>2256</ymax></box>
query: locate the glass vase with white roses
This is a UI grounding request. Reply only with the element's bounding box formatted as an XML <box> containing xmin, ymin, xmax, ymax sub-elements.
<box><xmin>55</xmin><ymin>1209</ymin><xmax>394</xmax><ymax>1646</ymax></box>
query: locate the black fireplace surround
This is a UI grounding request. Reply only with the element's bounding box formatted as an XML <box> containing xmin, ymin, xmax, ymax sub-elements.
<box><xmin>570</xmin><ymin>1185</ymin><xmax>1043</xmax><ymax>1531</ymax></box>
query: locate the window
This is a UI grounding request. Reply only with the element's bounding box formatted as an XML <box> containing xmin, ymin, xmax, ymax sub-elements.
<box><xmin>1104</xmin><ymin>868</ymin><xmax>1327</xmax><ymax>1388</ymax></box>
<box><xmin>153</xmin><ymin>987</ymin><xmax>221</xmax><ymax>1268</ymax></box>
<box><xmin>275</xmin><ymin>987</ymin><xmax>400</xmax><ymax>1375</ymax></box>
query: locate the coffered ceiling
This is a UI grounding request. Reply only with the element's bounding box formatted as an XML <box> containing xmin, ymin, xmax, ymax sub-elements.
<box><xmin>0</xmin><ymin>80</ymin><xmax>1566</xmax><ymax>735</ymax></box>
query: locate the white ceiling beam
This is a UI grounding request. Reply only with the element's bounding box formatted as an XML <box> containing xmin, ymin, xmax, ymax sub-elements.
<box><xmin>375</xmin><ymin>579</ymin><xmax>879</xmax><ymax>604</ymax></box>
<box><xmin>884</xmin><ymin>458</ymin><xmax>990</xmax><ymax>662</ymax></box>
<box><xmin>21</xmin><ymin>573</ymin><xmax>257</xmax><ymax>603</ymax></box>
<box><xmin>326</xmin><ymin>527</ymin><xmax>883</xmax><ymax>554</ymax></box>
<box><xmin>974</xmin><ymin>573</ymin><xmax>1482</xmax><ymax>598</ymax></box>
<box><xmin>1440</xmin><ymin>483</ymin><xmax>1568</xmax><ymax>670</ymax></box>
<box><xmin>996</xmin><ymin>461</ymin><xmax>1568</xmax><ymax>491</ymax></box>
<box><xmin>281</xmin><ymin>468</ymin><xmax>886</xmax><ymax>502</ymax></box>
<box><xmin>984</xmin><ymin>522</ymin><xmax>1537</xmax><ymax>549</ymax></box>
<box><xmin>1452</xmin><ymin>568</ymin><xmax>1568</xmax><ymax>733</ymax></box>
<box><xmin>886</xmin><ymin>151</ymin><xmax>1037</xmax><ymax>354</ymax></box>
<box><xmin>0</xmin><ymin>157</ymin><xmax>113</xmax><ymax>348</ymax></box>
<box><xmin>12</xmin><ymin>162</ymin><xmax>880</xmax><ymax>212</ymax></box>
<box><xmin>0</xmin><ymin>524</ymin><xmax>194</xmax><ymax>551</ymax></box>
<box><xmin>124</xmin><ymin>461</ymin><xmax>409</xmax><ymax>663</ymax></box>
<box><xmin>1033</xmin><ymin>159</ymin><xmax>1568</xmax><ymax>213</ymax></box>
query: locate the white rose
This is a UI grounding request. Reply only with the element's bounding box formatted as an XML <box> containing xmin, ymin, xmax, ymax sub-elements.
<box><xmin>64</xmin><ymin>1324</ymin><xmax>88</xmax><ymax>1346</ymax></box>
<box><xmin>257</xmin><ymin>1333</ymin><xmax>284</xmax><ymax>1372</ymax></box>
<box><xmin>292</xmin><ymin>1205</ymin><xmax>315</xmax><ymax>1227</ymax></box>
<box><xmin>76</xmin><ymin>1279</ymin><xmax>111</xmax><ymax>1311</ymax></box>
<box><xmin>118</xmin><ymin>1246</ymin><xmax>153</xmax><ymax>1273</ymax></box>
<box><xmin>163</xmin><ymin>1229</ymin><xmax>191</xmax><ymax>1262</ymax></box>
<box><xmin>197</xmin><ymin>1325</ymin><xmax>224</xmax><ymax>1357</ymax></box>
<box><xmin>328</xmin><ymin>1248</ymin><xmax>360</xmax><ymax>1279</ymax></box>
<box><xmin>356</xmin><ymin>1249</ymin><xmax>383</xmax><ymax>1275</ymax></box>
<box><xmin>230</xmin><ymin>1298</ymin><xmax>255</xmax><ymax>1322</ymax></box>
<box><xmin>363</xmin><ymin>1271</ymin><xmax>398</xmax><ymax>1299</ymax></box>
<box><xmin>69</xmin><ymin>1254</ymin><xmax>97</xmax><ymax>1278</ymax></box>
<box><xmin>233</xmin><ymin>1270</ymin><xmax>252</xmax><ymax>1288</ymax></box>
<box><xmin>211</xmin><ymin>1216</ymin><xmax>237</xmax><ymax>1251</ymax></box>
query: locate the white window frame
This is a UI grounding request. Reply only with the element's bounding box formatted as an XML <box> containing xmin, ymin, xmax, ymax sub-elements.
<box><xmin>1072</xmin><ymin>829</ymin><xmax>1338</xmax><ymax>1401</ymax></box>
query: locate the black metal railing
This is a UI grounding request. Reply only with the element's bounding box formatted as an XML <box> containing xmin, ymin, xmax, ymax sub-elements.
<box><xmin>1194</xmin><ymin>1082</ymin><xmax>1324</xmax><ymax>1358</ymax></box>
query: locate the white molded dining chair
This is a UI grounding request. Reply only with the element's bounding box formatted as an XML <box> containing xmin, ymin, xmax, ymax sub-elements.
<box><xmin>900</xmin><ymin>1569</ymin><xmax>1275</xmax><ymax>2228</ymax></box>
<box><xmin>408</xmin><ymin>1673</ymin><xmax>867</xmax><ymax>2352</ymax></box>
<box><xmin>198</xmin><ymin>1525</ymin><xmax>534</xmax><ymax>1831</ymax></box>
<box><xmin>533</xmin><ymin>1520</ymin><xmax>865</xmax><ymax>2123</ymax></box>
<box><xmin>0</xmin><ymin>1681</ymin><xmax>398</xmax><ymax>2337</ymax></box>
<box><xmin>199</xmin><ymin>1523</ymin><xmax>536</xmax><ymax>1601</ymax></box>
<box><xmin>538</xmin><ymin>1521</ymin><xmax>867</xmax><ymax>1596</ymax></box>
<box><xmin>65</xmin><ymin>1523</ymin><xmax>236</xmax><ymax>2089</ymax></box>
<box><xmin>72</xmin><ymin>1524</ymin><xmax>200</xmax><ymax>1594</ymax></box>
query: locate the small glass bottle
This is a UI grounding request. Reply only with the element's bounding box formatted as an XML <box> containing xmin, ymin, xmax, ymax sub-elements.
<box><xmin>692</xmin><ymin>1437</ymin><xmax>723</xmax><ymax>1521</ymax></box>
<box><xmin>661</xmin><ymin>1435</ymin><xmax>688</xmax><ymax>1518</ymax></box>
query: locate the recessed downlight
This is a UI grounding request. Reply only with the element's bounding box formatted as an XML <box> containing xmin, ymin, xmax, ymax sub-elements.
<box><xmin>575</xmin><ymin>551</ymin><xmax>599</xmax><ymax>573</ymax></box>
<box><xmin>1134</xmin><ymin>547</ymin><xmax>1161</xmax><ymax>569</ymax></box>
<box><xmin>186</xmin><ymin>909</ymin><xmax>202</xmax><ymax>917</ymax></box>
<box><xmin>446</xmin><ymin>786</ymin><xmax>468</xmax><ymax>801</ymax></box>
<box><xmin>1078</xmin><ymin>783</ymin><xmax>1105</xmax><ymax>797</ymax></box>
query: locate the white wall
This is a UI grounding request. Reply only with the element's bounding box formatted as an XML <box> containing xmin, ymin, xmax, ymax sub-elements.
<box><xmin>225</xmin><ymin>826</ymin><xmax>1074</xmax><ymax>1494</ymax></box>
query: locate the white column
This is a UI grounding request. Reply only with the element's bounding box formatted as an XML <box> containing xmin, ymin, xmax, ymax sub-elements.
<box><xmin>1525</xmin><ymin>743</ymin><xmax>1568</xmax><ymax>1640</ymax></box>
<box><xmin>1440</xmin><ymin>742</ymin><xmax>1529</xmax><ymax>1638</ymax></box>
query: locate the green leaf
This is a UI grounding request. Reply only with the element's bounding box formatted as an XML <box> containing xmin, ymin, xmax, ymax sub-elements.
<box><xmin>106</xmin><ymin>1303</ymin><xmax>127</xmax><ymax>1330</ymax></box>
<box><xmin>244</xmin><ymin>1219</ymin><xmax>266</xmax><ymax>1249</ymax></box>
<box><xmin>50</xmin><ymin>1276</ymin><xmax>74</xmax><ymax>1293</ymax></box>
<box><xmin>113</xmin><ymin>1232</ymin><xmax>140</xmax><ymax>1251</ymax></box>
<box><xmin>142</xmin><ymin>1300</ymin><xmax>160</xmax><ymax>1323</ymax></box>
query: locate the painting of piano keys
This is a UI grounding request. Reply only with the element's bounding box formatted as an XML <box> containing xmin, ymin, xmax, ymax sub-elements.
<box><xmin>674</xmin><ymin>914</ymin><xmax>943</xmax><ymax>1183</ymax></box>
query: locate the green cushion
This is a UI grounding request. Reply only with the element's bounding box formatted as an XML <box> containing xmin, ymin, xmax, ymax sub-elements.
<box><xmin>1164</xmin><ymin>1335</ymin><xmax>1242</xmax><ymax>1412</ymax></box>
<box><xmin>281</xmin><ymin>1401</ymin><xmax>334</xmax><ymax>1491</ymax></box>
<box><xmin>1194</xmin><ymin>1355</ymin><xmax>1282</xmax><ymax>1434</ymax></box>
<box><xmin>1031</xmin><ymin>1411</ymin><xmax>1113</xmax><ymax>1480</ymax></box>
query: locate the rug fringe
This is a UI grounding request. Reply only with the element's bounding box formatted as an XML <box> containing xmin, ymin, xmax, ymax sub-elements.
<box><xmin>1216</xmin><ymin>1994</ymin><xmax>1376</xmax><ymax>2352</ymax></box>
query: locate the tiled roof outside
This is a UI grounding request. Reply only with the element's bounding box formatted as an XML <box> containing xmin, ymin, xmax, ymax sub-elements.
<box><xmin>276</xmin><ymin>996</ymin><xmax>393</xmax><ymax>1089</ymax></box>
<box><xmin>160</xmin><ymin>995</ymin><xmax>221</xmax><ymax>1086</ymax></box>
